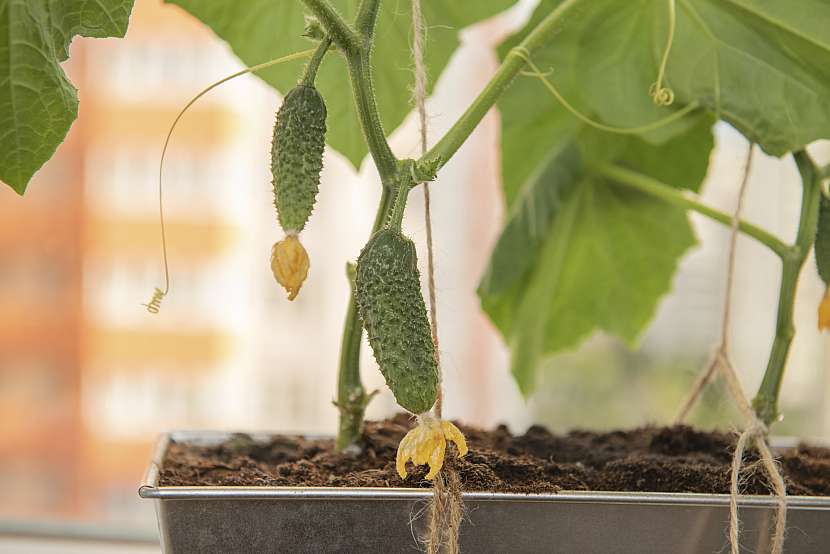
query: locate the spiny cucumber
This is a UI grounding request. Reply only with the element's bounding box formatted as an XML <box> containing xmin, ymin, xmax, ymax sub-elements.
<box><xmin>271</xmin><ymin>84</ymin><xmax>327</xmax><ymax>233</ymax></box>
<box><xmin>355</xmin><ymin>229</ymin><xmax>438</xmax><ymax>414</ymax></box>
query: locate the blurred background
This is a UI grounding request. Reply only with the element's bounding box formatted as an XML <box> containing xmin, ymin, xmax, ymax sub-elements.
<box><xmin>0</xmin><ymin>0</ymin><xmax>828</xmax><ymax>551</ymax></box>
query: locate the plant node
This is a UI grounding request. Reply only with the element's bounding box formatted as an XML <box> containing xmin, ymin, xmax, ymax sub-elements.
<box><xmin>411</xmin><ymin>157</ymin><xmax>441</xmax><ymax>184</ymax></box>
<box><xmin>303</xmin><ymin>16</ymin><xmax>326</xmax><ymax>41</ymax></box>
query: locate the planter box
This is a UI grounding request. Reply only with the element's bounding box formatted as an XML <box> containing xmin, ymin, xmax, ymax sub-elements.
<box><xmin>139</xmin><ymin>432</ymin><xmax>830</xmax><ymax>553</ymax></box>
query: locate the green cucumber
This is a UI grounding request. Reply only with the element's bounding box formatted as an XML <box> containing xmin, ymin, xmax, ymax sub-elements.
<box><xmin>271</xmin><ymin>85</ymin><xmax>327</xmax><ymax>233</ymax></box>
<box><xmin>356</xmin><ymin>229</ymin><xmax>438</xmax><ymax>414</ymax></box>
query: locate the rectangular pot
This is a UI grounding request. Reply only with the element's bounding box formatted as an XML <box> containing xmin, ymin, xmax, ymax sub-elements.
<box><xmin>139</xmin><ymin>431</ymin><xmax>830</xmax><ymax>553</ymax></box>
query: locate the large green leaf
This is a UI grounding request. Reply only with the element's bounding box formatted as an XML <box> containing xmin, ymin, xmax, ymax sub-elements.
<box><xmin>500</xmin><ymin>0</ymin><xmax>830</xmax><ymax>158</ymax></box>
<box><xmin>480</xmin><ymin>119</ymin><xmax>714</xmax><ymax>395</ymax></box>
<box><xmin>496</xmin><ymin>0</ymin><xmax>701</xmax><ymax>206</ymax></box>
<box><xmin>0</xmin><ymin>0</ymin><xmax>135</xmax><ymax>194</ymax></box>
<box><xmin>166</xmin><ymin>0</ymin><xmax>514</xmax><ymax>168</ymax></box>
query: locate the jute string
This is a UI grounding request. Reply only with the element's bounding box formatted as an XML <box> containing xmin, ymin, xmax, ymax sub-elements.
<box><xmin>675</xmin><ymin>145</ymin><xmax>787</xmax><ymax>554</ymax></box>
<box><xmin>411</xmin><ymin>1</ymin><xmax>463</xmax><ymax>552</ymax></box>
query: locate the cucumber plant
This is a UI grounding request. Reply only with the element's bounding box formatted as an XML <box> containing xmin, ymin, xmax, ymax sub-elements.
<box><xmin>4</xmin><ymin>0</ymin><xmax>830</xmax><ymax>480</ymax></box>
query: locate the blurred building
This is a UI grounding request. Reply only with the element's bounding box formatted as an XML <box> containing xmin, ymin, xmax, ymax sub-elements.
<box><xmin>0</xmin><ymin>0</ymin><xmax>267</xmax><ymax>525</ymax></box>
<box><xmin>0</xmin><ymin>78</ymin><xmax>85</xmax><ymax>518</ymax></box>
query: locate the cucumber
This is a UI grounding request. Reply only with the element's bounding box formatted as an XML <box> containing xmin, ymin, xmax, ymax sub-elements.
<box><xmin>356</xmin><ymin>229</ymin><xmax>438</xmax><ymax>414</ymax></box>
<box><xmin>271</xmin><ymin>84</ymin><xmax>327</xmax><ymax>233</ymax></box>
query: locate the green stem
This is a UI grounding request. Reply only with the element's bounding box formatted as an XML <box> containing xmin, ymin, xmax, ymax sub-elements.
<box><xmin>419</xmin><ymin>0</ymin><xmax>584</xmax><ymax>172</ymax></box>
<box><xmin>752</xmin><ymin>151</ymin><xmax>822</xmax><ymax>425</ymax></box>
<box><xmin>301</xmin><ymin>0</ymin><xmax>359</xmax><ymax>52</ymax></box>
<box><xmin>598</xmin><ymin>163</ymin><xmax>792</xmax><ymax>260</ymax></box>
<box><xmin>301</xmin><ymin>38</ymin><xmax>332</xmax><ymax>85</ymax></box>
<box><xmin>355</xmin><ymin>0</ymin><xmax>381</xmax><ymax>39</ymax></box>
<box><xmin>346</xmin><ymin>49</ymin><xmax>398</xmax><ymax>181</ymax></box>
<box><xmin>335</xmin><ymin>263</ymin><xmax>367</xmax><ymax>451</ymax></box>
<box><xmin>387</xmin><ymin>182</ymin><xmax>410</xmax><ymax>230</ymax></box>
<box><xmin>335</xmin><ymin>187</ymin><xmax>392</xmax><ymax>450</ymax></box>
<box><xmin>303</xmin><ymin>0</ymin><xmax>396</xmax><ymax>180</ymax></box>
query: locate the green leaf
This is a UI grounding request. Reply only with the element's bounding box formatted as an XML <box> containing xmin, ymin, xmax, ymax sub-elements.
<box><xmin>166</xmin><ymin>0</ymin><xmax>514</xmax><ymax>168</ymax></box>
<box><xmin>496</xmin><ymin>0</ymin><xmax>701</xmax><ymax>207</ymax></box>
<box><xmin>486</xmin><ymin>0</ymin><xmax>830</xmax><ymax>394</ymax></box>
<box><xmin>500</xmin><ymin>0</ymin><xmax>830</xmax><ymax>157</ymax></box>
<box><xmin>669</xmin><ymin>0</ymin><xmax>830</xmax><ymax>155</ymax></box>
<box><xmin>480</xmin><ymin>118</ymin><xmax>714</xmax><ymax>395</ymax></box>
<box><xmin>0</xmin><ymin>0</ymin><xmax>135</xmax><ymax>194</ymax></box>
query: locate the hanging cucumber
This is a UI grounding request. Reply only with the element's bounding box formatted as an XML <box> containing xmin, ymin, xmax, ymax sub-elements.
<box><xmin>355</xmin><ymin>228</ymin><xmax>438</xmax><ymax>415</ymax></box>
<box><xmin>271</xmin><ymin>84</ymin><xmax>327</xmax><ymax>234</ymax></box>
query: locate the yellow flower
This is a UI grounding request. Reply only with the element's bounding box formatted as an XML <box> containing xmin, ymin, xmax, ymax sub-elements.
<box><xmin>820</xmin><ymin>287</ymin><xmax>830</xmax><ymax>332</ymax></box>
<box><xmin>271</xmin><ymin>234</ymin><xmax>309</xmax><ymax>301</ymax></box>
<box><xmin>396</xmin><ymin>416</ymin><xmax>468</xmax><ymax>480</ymax></box>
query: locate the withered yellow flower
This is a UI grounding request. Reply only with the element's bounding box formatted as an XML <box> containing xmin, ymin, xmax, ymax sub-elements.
<box><xmin>271</xmin><ymin>234</ymin><xmax>310</xmax><ymax>301</ymax></box>
<box><xmin>819</xmin><ymin>287</ymin><xmax>830</xmax><ymax>332</ymax></box>
<box><xmin>396</xmin><ymin>416</ymin><xmax>468</xmax><ymax>480</ymax></box>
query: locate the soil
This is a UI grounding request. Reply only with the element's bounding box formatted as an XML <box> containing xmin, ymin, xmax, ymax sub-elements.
<box><xmin>160</xmin><ymin>414</ymin><xmax>830</xmax><ymax>496</ymax></box>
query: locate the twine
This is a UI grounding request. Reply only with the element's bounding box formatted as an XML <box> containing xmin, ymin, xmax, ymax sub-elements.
<box><xmin>425</xmin><ymin>469</ymin><xmax>464</xmax><ymax>554</ymax></box>
<box><xmin>411</xmin><ymin>0</ymin><xmax>442</xmax><ymax>415</ymax></box>
<box><xmin>411</xmin><ymin>1</ymin><xmax>462</xmax><ymax>552</ymax></box>
<box><xmin>674</xmin><ymin>145</ymin><xmax>787</xmax><ymax>553</ymax></box>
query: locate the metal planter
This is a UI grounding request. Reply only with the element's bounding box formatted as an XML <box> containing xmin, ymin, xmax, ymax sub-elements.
<box><xmin>139</xmin><ymin>432</ymin><xmax>830</xmax><ymax>553</ymax></box>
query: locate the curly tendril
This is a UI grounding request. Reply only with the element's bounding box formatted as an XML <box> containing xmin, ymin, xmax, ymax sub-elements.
<box><xmin>650</xmin><ymin>0</ymin><xmax>677</xmax><ymax>106</ymax></box>
<box><xmin>510</xmin><ymin>46</ymin><xmax>698</xmax><ymax>135</ymax></box>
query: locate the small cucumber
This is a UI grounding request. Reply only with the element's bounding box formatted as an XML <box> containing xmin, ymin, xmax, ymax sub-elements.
<box><xmin>356</xmin><ymin>229</ymin><xmax>438</xmax><ymax>414</ymax></box>
<box><xmin>271</xmin><ymin>84</ymin><xmax>327</xmax><ymax>233</ymax></box>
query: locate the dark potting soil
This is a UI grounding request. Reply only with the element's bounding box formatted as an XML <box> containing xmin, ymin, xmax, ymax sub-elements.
<box><xmin>159</xmin><ymin>414</ymin><xmax>830</xmax><ymax>496</ymax></box>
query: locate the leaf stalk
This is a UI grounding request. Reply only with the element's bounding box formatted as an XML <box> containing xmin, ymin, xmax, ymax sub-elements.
<box><xmin>598</xmin><ymin>163</ymin><xmax>792</xmax><ymax>260</ymax></box>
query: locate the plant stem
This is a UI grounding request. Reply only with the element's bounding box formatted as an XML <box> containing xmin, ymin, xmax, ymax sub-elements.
<box><xmin>301</xmin><ymin>0</ymin><xmax>359</xmax><ymax>52</ymax></box>
<box><xmin>303</xmin><ymin>0</ymin><xmax>396</xmax><ymax>180</ymax></box>
<box><xmin>346</xmin><ymin>49</ymin><xmax>398</xmax><ymax>181</ymax></box>
<box><xmin>355</xmin><ymin>0</ymin><xmax>381</xmax><ymax>39</ymax></box>
<box><xmin>752</xmin><ymin>151</ymin><xmax>822</xmax><ymax>425</ymax></box>
<box><xmin>301</xmin><ymin>38</ymin><xmax>332</xmax><ymax>85</ymax></box>
<box><xmin>387</xmin><ymin>181</ymin><xmax>410</xmax><ymax>230</ymax></box>
<box><xmin>348</xmin><ymin>3</ymin><xmax>393</xmax><ymax>177</ymax></box>
<box><xmin>598</xmin><ymin>163</ymin><xmax>792</xmax><ymax>260</ymax></box>
<box><xmin>419</xmin><ymin>0</ymin><xmax>584</xmax><ymax>171</ymax></box>
<box><xmin>335</xmin><ymin>263</ymin><xmax>368</xmax><ymax>450</ymax></box>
